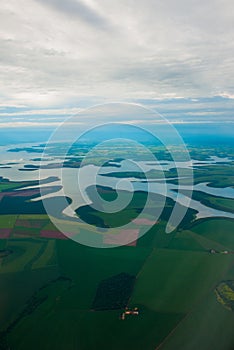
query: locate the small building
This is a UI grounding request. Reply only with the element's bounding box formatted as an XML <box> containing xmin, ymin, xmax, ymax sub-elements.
<box><xmin>120</xmin><ymin>307</ymin><xmax>139</xmax><ymax>320</ymax></box>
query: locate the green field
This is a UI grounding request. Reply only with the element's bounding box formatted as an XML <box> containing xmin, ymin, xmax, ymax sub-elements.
<box><xmin>0</xmin><ymin>215</ymin><xmax>18</xmax><ymax>229</ymax></box>
<box><xmin>158</xmin><ymin>293</ymin><xmax>234</xmax><ymax>350</ymax></box>
<box><xmin>191</xmin><ymin>219</ymin><xmax>234</xmax><ymax>250</ymax></box>
<box><xmin>0</xmin><ymin>214</ymin><xmax>232</xmax><ymax>349</ymax></box>
<box><xmin>0</xmin><ymin>143</ymin><xmax>234</xmax><ymax>349</ymax></box>
<box><xmin>130</xmin><ymin>249</ymin><xmax>233</xmax><ymax>313</ymax></box>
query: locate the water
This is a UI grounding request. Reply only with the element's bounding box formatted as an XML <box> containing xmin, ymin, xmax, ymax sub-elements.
<box><xmin>0</xmin><ymin>123</ymin><xmax>233</xmax><ymax>221</ymax></box>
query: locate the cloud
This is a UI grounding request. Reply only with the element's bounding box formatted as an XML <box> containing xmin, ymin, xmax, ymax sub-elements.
<box><xmin>0</xmin><ymin>97</ymin><xmax>233</xmax><ymax>127</ymax></box>
<box><xmin>219</xmin><ymin>92</ymin><xmax>234</xmax><ymax>99</ymax></box>
<box><xmin>0</xmin><ymin>107</ymin><xmax>83</xmax><ymax>117</ymax></box>
<box><xmin>0</xmin><ymin>0</ymin><xmax>234</xmax><ymax>109</ymax></box>
<box><xmin>35</xmin><ymin>0</ymin><xmax>111</xmax><ymax>29</ymax></box>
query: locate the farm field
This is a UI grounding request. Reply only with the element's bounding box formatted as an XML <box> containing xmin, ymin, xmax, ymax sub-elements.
<box><xmin>0</xmin><ymin>213</ymin><xmax>233</xmax><ymax>349</ymax></box>
<box><xmin>159</xmin><ymin>293</ymin><xmax>234</xmax><ymax>350</ymax></box>
<box><xmin>191</xmin><ymin>219</ymin><xmax>234</xmax><ymax>250</ymax></box>
<box><xmin>0</xmin><ymin>0</ymin><xmax>234</xmax><ymax>345</ymax></box>
<box><xmin>0</xmin><ymin>143</ymin><xmax>234</xmax><ymax>349</ymax></box>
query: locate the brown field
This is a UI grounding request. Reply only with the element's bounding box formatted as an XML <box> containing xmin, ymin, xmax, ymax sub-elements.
<box><xmin>103</xmin><ymin>229</ymin><xmax>139</xmax><ymax>246</ymax></box>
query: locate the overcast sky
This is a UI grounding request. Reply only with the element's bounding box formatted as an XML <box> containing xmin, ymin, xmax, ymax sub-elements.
<box><xmin>0</xmin><ymin>0</ymin><xmax>234</xmax><ymax>125</ymax></box>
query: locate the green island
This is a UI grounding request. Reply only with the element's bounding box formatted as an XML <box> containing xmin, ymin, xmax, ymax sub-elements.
<box><xmin>176</xmin><ymin>189</ymin><xmax>234</xmax><ymax>214</ymax></box>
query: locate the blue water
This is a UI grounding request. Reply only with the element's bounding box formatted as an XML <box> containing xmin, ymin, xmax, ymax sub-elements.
<box><xmin>0</xmin><ymin>123</ymin><xmax>233</xmax><ymax>147</ymax></box>
<box><xmin>175</xmin><ymin>123</ymin><xmax>234</xmax><ymax>146</ymax></box>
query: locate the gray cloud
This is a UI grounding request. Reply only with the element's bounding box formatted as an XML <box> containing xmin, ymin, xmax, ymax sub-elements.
<box><xmin>0</xmin><ymin>0</ymin><xmax>233</xmax><ymax>109</ymax></box>
<box><xmin>35</xmin><ymin>0</ymin><xmax>111</xmax><ymax>29</ymax></box>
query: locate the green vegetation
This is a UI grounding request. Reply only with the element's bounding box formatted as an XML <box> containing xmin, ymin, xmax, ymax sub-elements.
<box><xmin>76</xmin><ymin>185</ymin><xmax>197</xmax><ymax>230</ymax></box>
<box><xmin>4</xmin><ymin>240</ymin><xmax>154</xmax><ymax>350</ymax></box>
<box><xmin>92</xmin><ymin>272</ymin><xmax>135</xmax><ymax>310</ymax></box>
<box><xmin>0</xmin><ymin>143</ymin><xmax>234</xmax><ymax>349</ymax></box>
<box><xmin>0</xmin><ymin>239</ymin><xmax>53</xmax><ymax>273</ymax></box>
<box><xmin>169</xmin><ymin>163</ymin><xmax>234</xmax><ymax>187</ymax></box>
<box><xmin>0</xmin><ymin>249</ymin><xmax>12</xmax><ymax>258</ymax></box>
<box><xmin>215</xmin><ymin>281</ymin><xmax>234</xmax><ymax>311</ymax></box>
<box><xmin>130</xmin><ymin>249</ymin><xmax>233</xmax><ymax>313</ymax></box>
<box><xmin>188</xmin><ymin>145</ymin><xmax>234</xmax><ymax>161</ymax></box>
<box><xmin>32</xmin><ymin>240</ymin><xmax>56</xmax><ymax>269</ymax></box>
<box><xmin>76</xmin><ymin>186</ymin><xmax>148</xmax><ymax>228</ymax></box>
<box><xmin>100</xmin><ymin>169</ymin><xmax>166</xmax><ymax>179</ymax></box>
<box><xmin>0</xmin><ymin>183</ymin><xmax>24</xmax><ymax>192</ymax></box>
<box><xmin>2</xmin><ymin>214</ymin><xmax>234</xmax><ymax>350</ymax></box>
<box><xmin>0</xmin><ymin>240</ymin><xmax>7</xmax><ymax>250</ymax></box>
<box><xmin>0</xmin><ymin>267</ymin><xmax>59</xmax><ymax>330</ymax></box>
<box><xmin>191</xmin><ymin>219</ymin><xmax>234</xmax><ymax>250</ymax></box>
<box><xmin>0</xmin><ymin>177</ymin><xmax>41</xmax><ymax>193</ymax></box>
<box><xmin>159</xmin><ymin>293</ymin><xmax>234</xmax><ymax>350</ymax></box>
<box><xmin>0</xmin><ymin>215</ymin><xmax>17</xmax><ymax>228</ymax></box>
<box><xmin>167</xmin><ymin>230</ymin><xmax>205</xmax><ymax>251</ymax></box>
<box><xmin>178</xmin><ymin>190</ymin><xmax>234</xmax><ymax>213</ymax></box>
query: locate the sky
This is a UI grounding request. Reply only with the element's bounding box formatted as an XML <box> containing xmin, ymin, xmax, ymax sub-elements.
<box><xmin>0</xmin><ymin>0</ymin><xmax>234</xmax><ymax>127</ymax></box>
